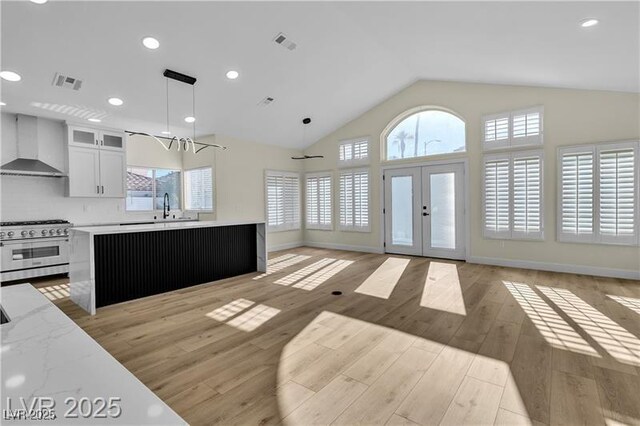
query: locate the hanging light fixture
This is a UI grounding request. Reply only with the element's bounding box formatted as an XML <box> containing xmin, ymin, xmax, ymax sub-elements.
<box><xmin>126</xmin><ymin>69</ymin><xmax>227</xmax><ymax>153</ymax></box>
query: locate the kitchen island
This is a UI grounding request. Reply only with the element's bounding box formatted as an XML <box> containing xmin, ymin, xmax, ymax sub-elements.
<box><xmin>0</xmin><ymin>284</ymin><xmax>185</xmax><ymax>424</ymax></box>
<box><xmin>69</xmin><ymin>220</ymin><xmax>266</xmax><ymax>315</ymax></box>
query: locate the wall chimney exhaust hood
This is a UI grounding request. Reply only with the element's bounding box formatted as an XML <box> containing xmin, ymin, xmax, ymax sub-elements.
<box><xmin>0</xmin><ymin>114</ymin><xmax>66</xmax><ymax>178</ymax></box>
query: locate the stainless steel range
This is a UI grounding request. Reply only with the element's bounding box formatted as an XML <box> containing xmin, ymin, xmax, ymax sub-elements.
<box><xmin>0</xmin><ymin>220</ymin><xmax>72</xmax><ymax>282</ymax></box>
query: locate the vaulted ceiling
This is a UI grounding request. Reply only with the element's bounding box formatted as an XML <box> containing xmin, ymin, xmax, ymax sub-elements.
<box><xmin>1</xmin><ymin>1</ymin><xmax>638</xmax><ymax>148</ymax></box>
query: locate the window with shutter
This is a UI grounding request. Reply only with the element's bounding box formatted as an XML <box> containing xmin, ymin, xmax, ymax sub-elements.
<box><xmin>483</xmin><ymin>151</ymin><xmax>544</xmax><ymax>240</ymax></box>
<box><xmin>598</xmin><ymin>145</ymin><xmax>636</xmax><ymax>244</ymax></box>
<box><xmin>558</xmin><ymin>147</ymin><xmax>594</xmax><ymax>242</ymax></box>
<box><xmin>265</xmin><ymin>171</ymin><xmax>300</xmax><ymax>232</ymax></box>
<box><xmin>184</xmin><ymin>167</ymin><xmax>213</xmax><ymax>211</ymax></box>
<box><xmin>483</xmin><ymin>155</ymin><xmax>510</xmax><ymax>238</ymax></box>
<box><xmin>306</xmin><ymin>173</ymin><xmax>332</xmax><ymax>230</ymax></box>
<box><xmin>339</xmin><ymin>169</ymin><xmax>369</xmax><ymax>231</ymax></box>
<box><xmin>483</xmin><ymin>106</ymin><xmax>543</xmax><ymax>151</ymax></box>
<box><xmin>557</xmin><ymin>141</ymin><xmax>638</xmax><ymax>246</ymax></box>
<box><xmin>339</xmin><ymin>138</ymin><xmax>369</xmax><ymax>167</ymax></box>
<box><xmin>512</xmin><ymin>152</ymin><xmax>543</xmax><ymax>239</ymax></box>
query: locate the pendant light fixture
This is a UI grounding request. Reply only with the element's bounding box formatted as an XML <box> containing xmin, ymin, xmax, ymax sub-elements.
<box><xmin>126</xmin><ymin>69</ymin><xmax>227</xmax><ymax>153</ymax></box>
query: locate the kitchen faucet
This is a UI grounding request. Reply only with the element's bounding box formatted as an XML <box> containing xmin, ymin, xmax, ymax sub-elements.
<box><xmin>163</xmin><ymin>193</ymin><xmax>170</xmax><ymax>219</ymax></box>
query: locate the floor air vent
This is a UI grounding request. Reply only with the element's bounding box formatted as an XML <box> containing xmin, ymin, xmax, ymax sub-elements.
<box><xmin>331</xmin><ymin>291</ymin><xmax>342</xmax><ymax>296</ymax></box>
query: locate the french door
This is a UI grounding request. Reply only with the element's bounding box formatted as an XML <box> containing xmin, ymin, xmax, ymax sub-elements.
<box><xmin>384</xmin><ymin>163</ymin><xmax>465</xmax><ymax>259</ymax></box>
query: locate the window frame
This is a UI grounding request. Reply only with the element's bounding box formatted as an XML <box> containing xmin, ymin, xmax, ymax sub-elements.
<box><xmin>338</xmin><ymin>137</ymin><xmax>370</xmax><ymax>168</ymax></box>
<box><xmin>183</xmin><ymin>166</ymin><xmax>214</xmax><ymax>213</ymax></box>
<box><xmin>264</xmin><ymin>170</ymin><xmax>301</xmax><ymax>233</ymax></box>
<box><xmin>305</xmin><ymin>171</ymin><xmax>333</xmax><ymax>231</ymax></box>
<box><xmin>125</xmin><ymin>166</ymin><xmax>182</xmax><ymax>212</ymax></box>
<box><xmin>338</xmin><ymin>168</ymin><xmax>371</xmax><ymax>233</ymax></box>
<box><xmin>482</xmin><ymin>105</ymin><xmax>544</xmax><ymax>151</ymax></box>
<box><xmin>381</xmin><ymin>106</ymin><xmax>467</xmax><ymax>162</ymax></box>
<box><xmin>482</xmin><ymin>150</ymin><xmax>544</xmax><ymax>241</ymax></box>
<box><xmin>557</xmin><ymin>140</ymin><xmax>639</xmax><ymax>246</ymax></box>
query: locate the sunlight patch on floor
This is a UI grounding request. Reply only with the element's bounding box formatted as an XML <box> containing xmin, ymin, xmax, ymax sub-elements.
<box><xmin>254</xmin><ymin>255</ymin><xmax>312</xmax><ymax>279</ymax></box>
<box><xmin>607</xmin><ymin>294</ymin><xmax>640</xmax><ymax>316</ymax></box>
<box><xmin>268</xmin><ymin>253</ymin><xmax>298</xmax><ymax>266</ymax></box>
<box><xmin>292</xmin><ymin>259</ymin><xmax>354</xmax><ymax>291</ymax></box>
<box><xmin>227</xmin><ymin>304</ymin><xmax>281</xmax><ymax>332</ymax></box>
<box><xmin>503</xmin><ymin>282</ymin><xmax>598</xmax><ymax>356</ymax></box>
<box><xmin>538</xmin><ymin>286</ymin><xmax>640</xmax><ymax>366</ymax></box>
<box><xmin>354</xmin><ymin>257</ymin><xmax>409</xmax><ymax>299</ymax></box>
<box><xmin>37</xmin><ymin>283</ymin><xmax>70</xmax><ymax>300</ymax></box>
<box><xmin>206</xmin><ymin>298</ymin><xmax>254</xmax><ymax>321</ymax></box>
<box><xmin>275</xmin><ymin>258</ymin><xmax>338</xmax><ymax>286</ymax></box>
<box><xmin>420</xmin><ymin>262</ymin><xmax>466</xmax><ymax>315</ymax></box>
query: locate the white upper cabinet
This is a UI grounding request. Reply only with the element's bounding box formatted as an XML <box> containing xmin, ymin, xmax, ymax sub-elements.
<box><xmin>66</xmin><ymin>124</ymin><xmax>126</xmax><ymax>198</ymax></box>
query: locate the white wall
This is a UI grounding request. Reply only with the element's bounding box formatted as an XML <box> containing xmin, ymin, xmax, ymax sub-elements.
<box><xmin>303</xmin><ymin>80</ymin><xmax>640</xmax><ymax>277</ymax></box>
<box><xmin>0</xmin><ymin>113</ymin><xmax>182</xmax><ymax>225</ymax></box>
<box><xmin>182</xmin><ymin>134</ymin><xmax>304</xmax><ymax>250</ymax></box>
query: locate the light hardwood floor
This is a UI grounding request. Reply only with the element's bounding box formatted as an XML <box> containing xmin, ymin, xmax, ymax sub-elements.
<box><xmin>28</xmin><ymin>247</ymin><xmax>640</xmax><ymax>425</ymax></box>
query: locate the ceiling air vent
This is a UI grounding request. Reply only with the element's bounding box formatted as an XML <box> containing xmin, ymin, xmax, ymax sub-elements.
<box><xmin>258</xmin><ymin>96</ymin><xmax>275</xmax><ymax>107</ymax></box>
<box><xmin>52</xmin><ymin>72</ymin><xmax>82</xmax><ymax>91</ymax></box>
<box><xmin>273</xmin><ymin>32</ymin><xmax>297</xmax><ymax>51</ymax></box>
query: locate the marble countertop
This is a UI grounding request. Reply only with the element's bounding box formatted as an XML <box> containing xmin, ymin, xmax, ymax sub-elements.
<box><xmin>73</xmin><ymin>218</ymin><xmax>197</xmax><ymax>227</ymax></box>
<box><xmin>72</xmin><ymin>219</ymin><xmax>265</xmax><ymax>235</ymax></box>
<box><xmin>0</xmin><ymin>284</ymin><xmax>185</xmax><ymax>424</ymax></box>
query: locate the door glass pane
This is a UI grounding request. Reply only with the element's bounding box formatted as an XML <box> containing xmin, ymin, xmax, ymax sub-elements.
<box><xmin>73</xmin><ymin>129</ymin><xmax>95</xmax><ymax>145</ymax></box>
<box><xmin>391</xmin><ymin>176</ymin><xmax>413</xmax><ymax>246</ymax></box>
<box><xmin>103</xmin><ymin>134</ymin><xmax>123</xmax><ymax>148</ymax></box>
<box><xmin>430</xmin><ymin>173</ymin><xmax>456</xmax><ymax>249</ymax></box>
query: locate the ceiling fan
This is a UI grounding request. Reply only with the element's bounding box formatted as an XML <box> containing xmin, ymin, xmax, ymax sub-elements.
<box><xmin>291</xmin><ymin>117</ymin><xmax>324</xmax><ymax>160</ymax></box>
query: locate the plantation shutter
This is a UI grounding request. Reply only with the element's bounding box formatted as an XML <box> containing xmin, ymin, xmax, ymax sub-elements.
<box><xmin>512</xmin><ymin>152</ymin><xmax>543</xmax><ymax>239</ymax></box>
<box><xmin>339</xmin><ymin>139</ymin><xmax>370</xmax><ymax>166</ymax></box>
<box><xmin>339</xmin><ymin>170</ymin><xmax>369</xmax><ymax>231</ymax></box>
<box><xmin>598</xmin><ymin>145</ymin><xmax>636</xmax><ymax>244</ymax></box>
<box><xmin>511</xmin><ymin>107</ymin><xmax>543</xmax><ymax>147</ymax></box>
<box><xmin>559</xmin><ymin>148</ymin><xmax>594</xmax><ymax>242</ymax></box>
<box><xmin>306</xmin><ymin>174</ymin><xmax>332</xmax><ymax>230</ymax></box>
<box><xmin>184</xmin><ymin>167</ymin><xmax>213</xmax><ymax>211</ymax></box>
<box><xmin>266</xmin><ymin>171</ymin><xmax>300</xmax><ymax>231</ymax></box>
<box><xmin>482</xmin><ymin>113</ymin><xmax>510</xmax><ymax>150</ymax></box>
<box><xmin>483</xmin><ymin>155</ymin><xmax>511</xmax><ymax>238</ymax></box>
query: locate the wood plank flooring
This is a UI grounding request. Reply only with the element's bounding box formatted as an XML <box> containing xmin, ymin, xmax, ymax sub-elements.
<box><xmin>26</xmin><ymin>247</ymin><xmax>640</xmax><ymax>426</ymax></box>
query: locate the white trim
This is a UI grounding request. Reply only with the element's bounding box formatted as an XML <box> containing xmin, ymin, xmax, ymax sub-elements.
<box><xmin>303</xmin><ymin>241</ymin><xmax>384</xmax><ymax>254</ymax></box>
<box><xmin>468</xmin><ymin>256</ymin><xmax>640</xmax><ymax>281</ymax></box>
<box><xmin>268</xmin><ymin>241</ymin><xmax>305</xmax><ymax>252</ymax></box>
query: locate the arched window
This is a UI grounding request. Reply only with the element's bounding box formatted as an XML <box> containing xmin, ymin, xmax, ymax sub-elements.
<box><xmin>384</xmin><ymin>108</ymin><xmax>466</xmax><ymax>160</ymax></box>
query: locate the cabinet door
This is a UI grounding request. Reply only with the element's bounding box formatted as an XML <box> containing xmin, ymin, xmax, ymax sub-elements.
<box><xmin>69</xmin><ymin>126</ymin><xmax>100</xmax><ymax>148</ymax></box>
<box><xmin>100</xmin><ymin>130</ymin><xmax>126</xmax><ymax>151</ymax></box>
<box><xmin>68</xmin><ymin>146</ymin><xmax>100</xmax><ymax>197</ymax></box>
<box><xmin>99</xmin><ymin>150</ymin><xmax>126</xmax><ymax>198</ymax></box>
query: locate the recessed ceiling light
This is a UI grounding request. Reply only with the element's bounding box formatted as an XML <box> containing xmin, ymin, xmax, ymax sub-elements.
<box><xmin>30</xmin><ymin>0</ymin><xmax>48</xmax><ymax>4</ymax></box>
<box><xmin>161</xmin><ymin>131</ymin><xmax>171</xmax><ymax>135</ymax></box>
<box><xmin>142</xmin><ymin>36</ymin><xmax>160</xmax><ymax>50</ymax></box>
<box><xmin>226</xmin><ymin>70</ymin><xmax>239</xmax><ymax>80</ymax></box>
<box><xmin>88</xmin><ymin>118</ymin><xmax>101</xmax><ymax>123</ymax></box>
<box><xmin>108</xmin><ymin>97</ymin><xmax>124</xmax><ymax>106</ymax></box>
<box><xmin>580</xmin><ymin>18</ymin><xmax>599</xmax><ymax>28</ymax></box>
<box><xmin>0</xmin><ymin>102</ymin><xmax>5</xmax><ymax>106</ymax></box>
<box><xmin>0</xmin><ymin>71</ymin><xmax>22</xmax><ymax>82</ymax></box>
<box><xmin>184</xmin><ymin>116</ymin><xmax>196</xmax><ymax>123</ymax></box>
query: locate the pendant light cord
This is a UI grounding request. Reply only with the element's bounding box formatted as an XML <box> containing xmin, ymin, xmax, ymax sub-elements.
<box><xmin>166</xmin><ymin>78</ymin><xmax>170</xmax><ymax>134</ymax></box>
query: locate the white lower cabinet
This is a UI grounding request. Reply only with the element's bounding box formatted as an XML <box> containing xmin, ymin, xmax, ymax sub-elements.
<box><xmin>68</xmin><ymin>145</ymin><xmax>126</xmax><ymax>198</ymax></box>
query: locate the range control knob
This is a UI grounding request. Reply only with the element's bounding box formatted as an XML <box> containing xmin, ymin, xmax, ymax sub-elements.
<box><xmin>49</xmin><ymin>229</ymin><xmax>56</xmax><ymax>235</ymax></box>
<box><xmin>56</xmin><ymin>229</ymin><xmax>63</xmax><ymax>235</ymax></box>
<box><xmin>42</xmin><ymin>230</ymin><xmax>48</xmax><ymax>236</ymax></box>
<box><xmin>29</xmin><ymin>230</ymin><xmax>36</xmax><ymax>237</ymax></box>
<box><xmin>64</xmin><ymin>228</ymin><xmax>69</xmax><ymax>234</ymax></box>
<box><xmin>21</xmin><ymin>231</ymin><xmax>28</xmax><ymax>237</ymax></box>
<box><xmin>7</xmin><ymin>231</ymin><xmax>14</xmax><ymax>237</ymax></box>
<box><xmin>0</xmin><ymin>232</ymin><xmax>5</xmax><ymax>238</ymax></box>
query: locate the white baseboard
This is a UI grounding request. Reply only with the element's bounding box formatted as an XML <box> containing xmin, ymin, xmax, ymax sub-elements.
<box><xmin>303</xmin><ymin>241</ymin><xmax>385</xmax><ymax>254</ymax></box>
<box><xmin>268</xmin><ymin>241</ymin><xmax>305</xmax><ymax>252</ymax></box>
<box><xmin>467</xmin><ymin>256</ymin><xmax>640</xmax><ymax>280</ymax></box>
